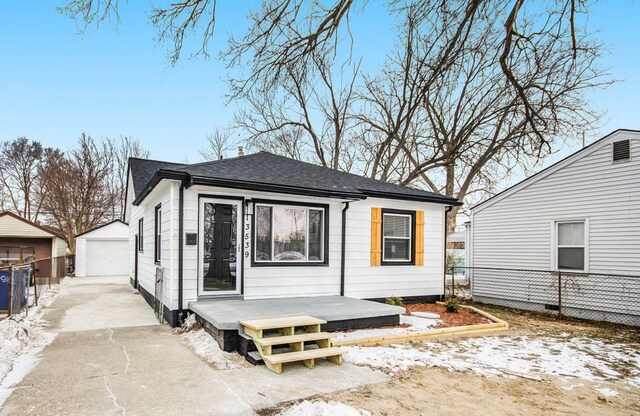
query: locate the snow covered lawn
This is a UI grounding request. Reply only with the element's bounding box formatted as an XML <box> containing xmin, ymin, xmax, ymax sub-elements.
<box><xmin>176</xmin><ymin>314</ymin><xmax>249</xmax><ymax>370</ymax></box>
<box><xmin>276</xmin><ymin>400</ymin><xmax>371</xmax><ymax>416</ymax></box>
<box><xmin>0</xmin><ymin>281</ymin><xmax>64</xmax><ymax>407</ymax></box>
<box><xmin>344</xmin><ymin>334</ymin><xmax>640</xmax><ymax>388</ymax></box>
<box><xmin>334</xmin><ymin>314</ymin><xmax>441</xmax><ymax>343</ymax></box>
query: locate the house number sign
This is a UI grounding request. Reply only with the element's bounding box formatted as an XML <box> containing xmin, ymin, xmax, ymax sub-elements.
<box><xmin>244</xmin><ymin>220</ymin><xmax>251</xmax><ymax>259</ymax></box>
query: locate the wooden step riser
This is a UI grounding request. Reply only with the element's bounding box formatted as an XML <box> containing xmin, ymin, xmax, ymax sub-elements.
<box><xmin>240</xmin><ymin>315</ymin><xmax>344</xmax><ymax>374</ymax></box>
<box><xmin>253</xmin><ymin>332</ymin><xmax>335</xmax><ymax>347</ymax></box>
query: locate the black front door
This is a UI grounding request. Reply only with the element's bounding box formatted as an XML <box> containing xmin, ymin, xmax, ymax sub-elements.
<box><xmin>202</xmin><ymin>202</ymin><xmax>238</xmax><ymax>293</ymax></box>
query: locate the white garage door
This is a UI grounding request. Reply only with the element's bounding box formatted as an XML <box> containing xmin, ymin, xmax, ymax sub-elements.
<box><xmin>86</xmin><ymin>239</ymin><xmax>129</xmax><ymax>276</ymax></box>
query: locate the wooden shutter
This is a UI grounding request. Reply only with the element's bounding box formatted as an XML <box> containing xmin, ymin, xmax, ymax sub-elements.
<box><xmin>370</xmin><ymin>207</ymin><xmax>382</xmax><ymax>266</ymax></box>
<box><xmin>415</xmin><ymin>210</ymin><xmax>425</xmax><ymax>266</ymax></box>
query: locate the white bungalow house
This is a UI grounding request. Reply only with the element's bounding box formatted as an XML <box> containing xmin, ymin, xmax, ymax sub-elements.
<box><xmin>124</xmin><ymin>151</ymin><xmax>460</xmax><ymax>329</ymax></box>
<box><xmin>468</xmin><ymin>129</ymin><xmax>640</xmax><ymax>325</ymax></box>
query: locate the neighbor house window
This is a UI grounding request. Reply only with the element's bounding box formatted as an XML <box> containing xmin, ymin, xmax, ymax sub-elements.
<box><xmin>154</xmin><ymin>205</ymin><xmax>161</xmax><ymax>263</ymax></box>
<box><xmin>254</xmin><ymin>202</ymin><xmax>327</xmax><ymax>264</ymax></box>
<box><xmin>138</xmin><ymin>218</ymin><xmax>144</xmax><ymax>252</ymax></box>
<box><xmin>556</xmin><ymin>221</ymin><xmax>585</xmax><ymax>271</ymax></box>
<box><xmin>382</xmin><ymin>210</ymin><xmax>415</xmax><ymax>264</ymax></box>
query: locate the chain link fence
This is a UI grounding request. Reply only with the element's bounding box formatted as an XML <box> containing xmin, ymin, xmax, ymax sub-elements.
<box><xmin>447</xmin><ymin>266</ymin><xmax>640</xmax><ymax>327</ymax></box>
<box><xmin>1</xmin><ymin>255</ymin><xmax>74</xmax><ymax>317</ymax></box>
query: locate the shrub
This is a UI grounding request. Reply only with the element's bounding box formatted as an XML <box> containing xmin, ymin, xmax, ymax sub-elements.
<box><xmin>445</xmin><ymin>298</ymin><xmax>461</xmax><ymax>313</ymax></box>
<box><xmin>385</xmin><ymin>296</ymin><xmax>404</xmax><ymax>307</ymax></box>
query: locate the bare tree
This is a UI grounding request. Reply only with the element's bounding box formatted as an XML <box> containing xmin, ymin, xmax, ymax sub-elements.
<box><xmin>108</xmin><ymin>136</ymin><xmax>150</xmax><ymax>220</ymax></box>
<box><xmin>234</xmin><ymin>43</ymin><xmax>360</xmax><ymax>170</ymax></box>
<box><xmin>198</xmin><ymin>128</ymin><xmax>235</xmax><ymax>161</ymax></box>
<box><xmin>0</xmin><ymin>138</ymin><xmax>62</xmax><ymax>221</ymax></box>
<box><xmin>356</xmin><ymin>2</ymin><xmax>609</xmax><ymax>233</ymax></box>
<box><xmin>58</xmin><ymin>1</ymin><xmax>593</xmax><ymax>115</ymax></box>
<box><xmin>41</xmin><ymin>134</ymin><xmax>118</xmax><ymax>250</ymax></box>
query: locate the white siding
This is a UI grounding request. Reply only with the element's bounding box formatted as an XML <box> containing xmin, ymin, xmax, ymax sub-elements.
<box><xmin>181</xmin><ymin>185</ymin><xmax>345</xmax><ymax>303</ymax></box>
<box><xmin>0</xmin><ymin>215</ymin><xmax>55</xmax><ymax>238</ymax></box>
<box><xmin>471</xmin><ymin>130</ymin><xmax>640</xmax><ymax>276</ymax></box>
<box><xmin>128</xmin><ymin>180</ymin><xmax>179</xmax><ymax>308</ymax></box>
<box><xmin>344</xmin><ymin>198</ymin><xmax>445</xmax><ymax>299</ymax></box>
<box><xmin>75</xmin><ymin>238</ymin><xmax>87</xmax><ymax>277</ymax></box>
<box><xmin>131</xmin><ymin>181</ymin><xmax>448</xmax><ymax>312</ymax></box>
<box><xmin>54</xmin><ymin>237</ymin><xmax>67</xmax><ymax>257</ymax></box>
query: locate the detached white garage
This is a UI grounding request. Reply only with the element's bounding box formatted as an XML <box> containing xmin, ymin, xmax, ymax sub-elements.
<box><xmin>75</xmin><ymin>220</ymin><xmax>129</xmax><ymax>277</ymax></box>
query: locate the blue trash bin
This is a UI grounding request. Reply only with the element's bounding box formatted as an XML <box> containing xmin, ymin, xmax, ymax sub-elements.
<box><xmin>0</xmin><ymin>270</ymin><xmax>9</xmax><ymax>310</ymax></box>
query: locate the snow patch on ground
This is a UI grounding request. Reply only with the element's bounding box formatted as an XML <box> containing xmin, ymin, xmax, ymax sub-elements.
<box><xmin>345</xmin><ymin>335</ymin><xmax>640</xmax><ymax>387</ymax></box>
<box><xmin>0</xmin><ymin>281</ymin><xmax>64</xmax><ymax>407</ymax></box>
<box><xmin>177</xmin><ymin>314</ymin><xmax>249</xmax><ymax>370</ymax></box>
<box><xmin>334</xmin><ymin>315</ymin><xmax>441</xmax><ymax>342</ymax></box>
<box><xmin>277</xmin><ymin>400</ymin><xmax>371</xmax><ymax>416</ymax></box>
<box><xmin>595</xmin><ymin>387</ymin><xmax>619</xmax><ymax>398</ymax></box>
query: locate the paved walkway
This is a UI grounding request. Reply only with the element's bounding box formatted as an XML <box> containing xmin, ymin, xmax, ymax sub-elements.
<box><xmin>1</xmin><ymin>276</ymin><xmax>386</xmax><ymax>416</ymax></box>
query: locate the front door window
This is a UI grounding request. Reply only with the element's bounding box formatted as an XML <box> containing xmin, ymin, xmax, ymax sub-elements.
<box><xmin>201</xmin><ymin>201</ymin><xmax>238</xmax><ymax>293</ymax></box>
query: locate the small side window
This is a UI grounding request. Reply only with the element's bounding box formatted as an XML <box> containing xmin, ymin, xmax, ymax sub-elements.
<box><xmin>154</xmin><ymin>205</ymin><xmax>162</xmax><ymax>263</ymax></box>
<box><xmin>138</xmin><ymin>218</ymin><xmax>144</xmax><ymax>252</ymax></box>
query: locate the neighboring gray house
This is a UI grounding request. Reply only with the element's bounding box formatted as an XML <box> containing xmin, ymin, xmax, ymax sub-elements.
<box><xmin>468</xmin><ymin>129</ymin><xmax>640</xmax><ymax>325</ymax></box>
<box><xmin>124</xmin><ymin>151</ymin><xmax>460</xmax><ymax>327</ymax></box>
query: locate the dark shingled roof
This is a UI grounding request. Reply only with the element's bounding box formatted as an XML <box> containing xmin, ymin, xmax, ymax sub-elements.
<box><xmin>128</xmin><ymin>152</ymin><xmax>459</xmax><ymax>205</ymax></box>
<box><xmin>129</xmin><ymin>158</ymin><xmax>184</xmax><ymax>195</ymax></box>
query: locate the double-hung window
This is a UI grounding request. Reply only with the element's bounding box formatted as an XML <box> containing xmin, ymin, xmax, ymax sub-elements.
<box><xmin>138</xmin><ymin>218</ymin><xmax>144</xmax><ymax>252</ymax></box>
<box><xmin>382</xmin><ymin>210</ymin><xmax>415</xmax><ymax>264</ymax></box>
<box><xmin>556</xmin><ymin>221</ymin><xmax>586</xmax><ymax>271</ymax></box>
<box><xmin>154</xmin><ymin>205</ymin><xmax>162</xmax><ymax>263</ymax></box>
<box><xmin>254</xmin><ymin>202</ymin><xmax>327</xmax><ymax>265</ymax></box>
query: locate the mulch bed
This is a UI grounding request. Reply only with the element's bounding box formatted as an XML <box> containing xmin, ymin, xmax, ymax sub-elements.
<box><xmin>336</xmin><ymin>303</ymin><xmax>492</xmax><ymax>334</ymax></box>
<box><xmin>404</xmin><ymin>303</ymin><xmax>491</xmax><ymax>328</ymax></box>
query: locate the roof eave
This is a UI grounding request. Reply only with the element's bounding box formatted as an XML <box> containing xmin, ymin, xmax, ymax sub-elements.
<box><xmin>74</xmin><ymin>219</ymin><xmax>129</xmax><ymax>238</ymax></box>
<box><xmin>132</xmin><ymin>170</ymin><xmax>190</xmax><ymax>206</ymax></box>
<box><xmin>190</xmin><ymin>176</ymin><xmax>366</xmax><ymax>200</ymax></box>
<box><xmin>362</xmin><ymin>190</ymin><xmax>462</xmax><ymax>206</ymax></box>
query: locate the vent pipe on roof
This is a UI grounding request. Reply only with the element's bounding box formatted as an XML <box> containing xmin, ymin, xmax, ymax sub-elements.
<box><xmin>238</xmin><ymin>146</ymin><xmax>245</xmax><ymax>157</ymax></box>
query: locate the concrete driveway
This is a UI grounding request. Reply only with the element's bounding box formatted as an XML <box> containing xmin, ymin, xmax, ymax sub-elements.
<box><xmin>0</xmin><ymin>276</ymin><xmax>387</xmax><ymax>416</ymax></box>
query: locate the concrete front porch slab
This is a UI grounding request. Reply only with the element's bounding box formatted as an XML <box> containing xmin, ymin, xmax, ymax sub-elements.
<box><xmin>189</xmin><ymin>295</ymin><xmax>406</xmax><ymax>331</ymax></box>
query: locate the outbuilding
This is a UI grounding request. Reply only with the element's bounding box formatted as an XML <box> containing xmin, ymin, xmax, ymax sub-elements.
<box><xmin>0</xmin><ymin>211</ymin><xmax>68</xmax><ymax>265</ymax></box>
<box><xmin>75</xmin><ymin>220</ymin><xmax>129</xmax><ymax>277</ymax></box>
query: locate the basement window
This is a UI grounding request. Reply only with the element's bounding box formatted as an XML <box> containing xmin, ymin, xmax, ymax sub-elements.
<box><xmin>612</xmin><ymin>139</ymin><xmax>630</xmax><ymax>162</ymax></box>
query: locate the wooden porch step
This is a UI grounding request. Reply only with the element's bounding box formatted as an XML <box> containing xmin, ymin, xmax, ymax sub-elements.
<box><xmin>254</xmin><ymin>332</ymin><xmax>335</xmax><ymax>347</ymax></box>
<box><xmin>264</xmin><ymin>346</ymin><xmax>346</xmax><ymax>365</ymax></box>
<box><xmin>240</xmin><ymin>315</ymin><xmax>326</xmax><ymax>331</ymax></box>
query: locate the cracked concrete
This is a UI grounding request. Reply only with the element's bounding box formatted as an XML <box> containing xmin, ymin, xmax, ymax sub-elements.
<box><xmin>0</xmin><ymin>275</ymin><xmax>388</xmax><ymax>415</ymax></box>
<box><xmin>107</xmin><ymin>327</ymin><xmax>130</xmax><ymax>374</ymax></box>
<box><xmin>103</xmin><ymin>376</ymin><xmax>126</xmax><ymax>416</ymax></box>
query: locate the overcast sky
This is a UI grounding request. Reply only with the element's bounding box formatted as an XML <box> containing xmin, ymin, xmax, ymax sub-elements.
<box><xmin>1</xmin><ymin>1</ymin><xmax>639</xmax><ymax>184</ymax></box>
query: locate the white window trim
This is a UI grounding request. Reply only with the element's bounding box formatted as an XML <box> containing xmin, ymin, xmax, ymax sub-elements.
<box><xmin>382</xmin><ymin>213</ymin><xmax>413</xmax><ymax>262</ymax></box>
<box><xmin>551</xmin><ymin>219</ymin><xmax>589</xmax><ymax>272</ymax></box>
<box><xmin>198</xmin><ymin>197</ymin><xmax>243</xmax><ymax>296</ymax></box>
<box><xmin>254</xmin><ymin>203</ymin><xmax>325</xmax><ymax>263</ymax></box>
<box><xmin>154</xmin><ymin>206</ymin><xmax>162</xmax><ymax>263</ymax></box>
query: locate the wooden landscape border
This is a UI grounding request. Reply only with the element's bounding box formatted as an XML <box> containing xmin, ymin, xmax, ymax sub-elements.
<box><xmin>332</xmin><ymin>303</ymin><xmax>509</xmax><ymax>347</ymax></box>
